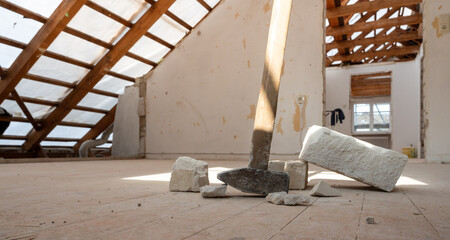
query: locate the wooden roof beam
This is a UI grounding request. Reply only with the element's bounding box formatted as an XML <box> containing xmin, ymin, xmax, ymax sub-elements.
<box><xmin>85</xmin><ymin>0</ymin><xmax>175</xmax><ymax>50</ymax></box>
<box><xmin>5</xmin><ymin>95</ymin><xmax>109</xmax><ymax>114</ymax></box>
<box><xmin>330</xmin><ymin>45</ymin><xmax>420</xmax><ymax>62</ymax></box>
<box><xmin>1</xmin><ymin>66</ymin><xmax>120</xmax><ymax>99</ymax></box>
<box><xmin>327</xmin><ymin>14</ymin><xmax>422</xmax><ymax>36</ymax></box>
<box><xmin>0</xmin><ymin>35</ymin><xmax>139</xmax><ymax>81</ymax></box>
<box><xmin>0</xmin><ymin>116</ymin><xmax>95</xmax><ymax>128</ymax></box>
<box><xmin>327</xmin><ymin>31</ymin><xmax>420</xmax><ymax>51</ymax></box>
<box><xmin>145</xmin><ymin>0</ymin><xmax>193</xmax><ymax>30</ymax></box>
<box><xmin>327</xmin><ymin>0</ymin><xmax>422</xmax><ymax>18</ymax></box>
<box><xmin>0</xmin><ymin>1</ymin><xmax>155</xmax><ymax>72</ymax></box>
<box><xmin>22</xmin><ymin>0</ymin><xmax>177</xmax><ymax>151</ymax></box>
<box><xmin>0</xmin><ymin>0</ymin><xmax>88</xmax><ymax>104</ymax></box>
<box><xmin>73</xmin><ymin>106</ymin><xmax>116</xmax><ymax>150</ymax></box>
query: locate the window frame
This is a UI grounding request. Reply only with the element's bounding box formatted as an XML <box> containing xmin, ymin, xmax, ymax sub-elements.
<box><xmin>351</xmin><ymin>97</ymin><xmax>392</xmax><ymax>135</ymax></box>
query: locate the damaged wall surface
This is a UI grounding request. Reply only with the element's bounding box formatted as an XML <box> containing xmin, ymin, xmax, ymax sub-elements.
<box><xmin>326</xmin><ymin>60</ymin><xmax>421</xmax><ymax>154</ymax></box>
<box><xmin>126</xmin><ymin>0</ymin><xmax>325</xmax><ymax>158</ymax></box>
<box><xmin>423</xmin><ymin>0</ymin><xmax>450</xmax><ymax>163</ymax></box>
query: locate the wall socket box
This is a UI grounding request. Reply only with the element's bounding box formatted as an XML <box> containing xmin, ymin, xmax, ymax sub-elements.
<box><xmin>439</xmin><ymin>14</ymin><xmax>450</xmax><ymax>34</ymax></box>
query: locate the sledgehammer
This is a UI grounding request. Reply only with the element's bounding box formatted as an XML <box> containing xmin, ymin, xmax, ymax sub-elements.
<box><xmin>217</xmin><ymin>0</ymin><xmax>292</xmax><ymax>195</ymax></box>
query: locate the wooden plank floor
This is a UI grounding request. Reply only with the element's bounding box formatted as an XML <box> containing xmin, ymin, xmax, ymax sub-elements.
<box><xmin>0</xmin><ymin>159</ymin><xmax>448</xmax><ymax>240</ymax></box>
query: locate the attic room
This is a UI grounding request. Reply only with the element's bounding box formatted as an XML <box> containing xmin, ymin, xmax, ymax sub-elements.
<box><xmin>0</xmin><ymin>0</ymin><xmax>449</xmax><ymax>239</ymax></box>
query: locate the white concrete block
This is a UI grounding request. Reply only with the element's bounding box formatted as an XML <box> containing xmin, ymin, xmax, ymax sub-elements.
<box><xmin>283</xmin><ymin>194</ymin><xmax>310</xmax><ymax>206</ymax></box>
<box><xmin>265</xmin><ymin>192</ymin><xmax>287</xmax><ymax>205</ymax></box>
<box><xmin>299</xmin><ymin>126</ymin><xmax>408</xmax><ymax>192</ymax></box>
<box><xmin>268</xmin><ymin>160</ymin><xmax>286</xmax><ymax>172</ymax></box>
<box><xmin>200</xmin><ymin>185</ymin><xmax>227</xmax><ymax>198</ymax></box>
<box><xmin>284</xmin><ymin>160</ymin><xmax>308</xmax><ymax>190</ymax></box>
<box><xmin>309</xmin><ymin>180</ymin><xmax>341</xmax><ymax>197</ymax></box>
<box><xmin>169</xmin><ymin>156</ymin><xmax>209</xmax><ymax>192</ymax></box>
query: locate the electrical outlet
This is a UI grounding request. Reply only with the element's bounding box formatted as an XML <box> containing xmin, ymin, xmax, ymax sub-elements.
<box><xmin>297</xmin><ymin>96</ymin><xmax>305</xmax><ymax>104</ymax></box>
<box><xmin>439</xmin><ymin>14</ymin><xmax>450</xmax><ymax>34</ymax></box>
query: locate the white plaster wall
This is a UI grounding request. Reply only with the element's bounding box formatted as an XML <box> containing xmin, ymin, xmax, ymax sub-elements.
<box><xmin>326</xmin><ymin>60</ymin><xmax>421</xmax><ymax>154</ymax></box>
<box><xmin>423</xmin><ymin>0</ymin><xmax>450</xmax><ymax>162</ymax></box>
<box><xmin>112</xmin><ymin>86</ymin><xmax>139</xmax><ymax>157</ymax></box>
<box><xmin>144</xmin><ymin>0</ymin><xmax>324</xmax><ymax>158</ymax></box>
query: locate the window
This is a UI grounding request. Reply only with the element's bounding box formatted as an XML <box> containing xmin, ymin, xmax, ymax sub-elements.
<box><xmin>353</xmin><ymin>102</ymin><xmax>390</xmax><ymax>133</ymax></box>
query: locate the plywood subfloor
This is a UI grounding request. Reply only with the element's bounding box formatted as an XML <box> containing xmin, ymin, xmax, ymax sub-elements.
<box><xmin>1</xmin><ymin>159</ymin><xmax>449</xmax><ymax>240</ymax></box>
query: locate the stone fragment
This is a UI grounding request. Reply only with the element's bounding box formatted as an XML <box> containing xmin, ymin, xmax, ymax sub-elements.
<box><xmin>366</xmin><ymin>216</ymin><xmax>375</xmax><ymax>224</ymax></box>
<box><xmin>283</xmin><ymin>194</ymin><xmax>310</xmax><ymax>206</ymax></box>
<box><xmin>285</xmin><ymin>160</ymin><xmax>308</xmax><ymax>190</ymax></box>
<box><xmin>169</xmin><ymin>156</ymin><xmax>209</xmax><ymax>192</ymax></box>
<box><xmin>268</xmin><ymin>160</ymin><xmax>286</xmax><ymax>172</ymax></box>
<box><xmin>265</xmin><ymin>192</ymin><xmax>287</xmax><ymax>205</ymax></box>
<box><xmin>310</xmin><ymin>181</ymin><xmax>341</xmax><ymax>197</ymax></box>
<box><xmin>200</xmin><ymin>185</ymin><xmax>227</xmax><ymax>198</ymax></box>
<box><xmin>217</xmin><ymin>167</ymin><xmax>289</xmax><ymax>195</ymax></box>
<box><xmin>299</xmin><ymin>125</ymin><xmax>408</xmax><ymax>192</ymax></box>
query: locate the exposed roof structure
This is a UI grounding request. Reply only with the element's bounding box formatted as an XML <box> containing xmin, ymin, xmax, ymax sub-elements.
<box><xmin>326</xmin><ymin>0</ymin><xmax>423</xmax><ymax>67</ymax></box>
<box><xmin>0</xmin><ymin>0</ymin><xmax>219</xmax><ymax>157</ymax></box>
<box><xmin>0</xmin><ymin>0</ymin><xmax>424</xmax><ymax>157</ymax></box>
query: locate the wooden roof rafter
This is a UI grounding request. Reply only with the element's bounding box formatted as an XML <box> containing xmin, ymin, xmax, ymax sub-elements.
<box><xmin>326</xmin><ymin>0</ymin><xmax>423</xmax><ymax>67</ymax></box>
<box><xmin>22</xmin><ymin>0</ymin><xmax>178</xmax><ymax>151</ymax></box>
<box><xmin>0</xmin><ymin>0</ymin><xmax>88</xmax><ymax>104</ymax></box>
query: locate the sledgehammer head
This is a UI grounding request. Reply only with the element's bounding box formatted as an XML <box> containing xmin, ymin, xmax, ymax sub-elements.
<box><xmin>217</xmin><ymin>167</ymin><xmax>289</xmax><ymax>195</ymax></box>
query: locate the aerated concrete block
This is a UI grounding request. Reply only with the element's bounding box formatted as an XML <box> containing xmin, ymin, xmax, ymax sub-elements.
<box><xmin>299</xmin><ymin>126</ymin><xmax>408</xmax><ymax>192</ymax></box>
<box><xmin>268</xmin><ymin>160</ymin><xmax>286</xmax><ymax>172</ymax></box>
<box><xmin>284</xmin><ymin>160</ymin><xmax>308</xmax><ymax>190</ymax></box>
<box><xmin>200</xmin><ymin>185</ymin><xmax>227</xmax><ymax>198</ymax></box>
<box><xmin>169</xmin><ymin>156</ymin><xmax>209</xmax><ymax>192</ymax></box>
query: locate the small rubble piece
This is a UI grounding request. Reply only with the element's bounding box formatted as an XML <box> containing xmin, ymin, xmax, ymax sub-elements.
<box><xmin>285</xmin><ymin>160</ymin><xmax>308</xmax><ymax>190</ymax></box>
<box><xmin>266</xmin><ymin>192</ymin><xmax>287</xmax><ymax>205</ymax></box>
<box><xmin>283</xmin><ymin>194</ymin><xmax>310</xmax><ymax>206</ymax></box>
<box><xmin>310</xmin><ymin>181</ymin><xmax>341</xmax><ymax>197</ymax></box>
<box><xmin>266</xmin><ymin>192</ymin><xmax>311</xmax><ymax>206</ymax></box>
<box><xmin>169</xmin><ymin>156</ymin><xmax>209</xmax><ymax>192</ymax></box>
<box><xmin>217</xmin><ymin>167</ymin><xmax>289</xmax><ymax>195</ymax></box>
<box><xmin>268</xmin><ymin>160</ymin><xmax>286</xmax><ymax>172</ymax></box>
<box><xmin>200</xmin><ymin>185</ymin><xmax>227</xmax><ymax>198</ymax></box>
<box><xmin>366</xmin><ymin>216</ymin><xmax>375</xmax><ymax>224</ymax></box>
<box><xmin>299</xmin><ymin>125</ymin><xmax>408</xmax><ymax>192</ymax></box>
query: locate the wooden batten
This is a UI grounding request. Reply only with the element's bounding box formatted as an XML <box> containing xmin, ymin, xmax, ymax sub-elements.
<box><xmin>351</xmin><ymin>72</ymin><xmax>392</xmax><ymax>98</ymax></box>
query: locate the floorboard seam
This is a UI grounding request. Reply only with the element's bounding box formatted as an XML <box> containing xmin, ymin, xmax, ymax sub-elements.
<box><xmin>99</xmin><ymin>200</ymin><xmax>218</xmax><ymax>239</ymax></box>
<box><xmin>355</xmin><ymin>192</ymin><xmax>365</xmax><ymax>240</ymax></box>
<box><xmin>403</xmin><ymin>191</ymin><xmax>443</xmax><ymax>240</ymax></box>
<box><xmin>180</xmin><ymin>201</ymin><xmax>265</xmax><ymax>240</ymax></box>
<box><xmin>267</xmin><ymin>197</ymin><xmax>320</xmax><ymax>240</ymax></box>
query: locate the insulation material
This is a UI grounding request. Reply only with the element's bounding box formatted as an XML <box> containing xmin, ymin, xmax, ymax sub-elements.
<box><xmin>77</xmin><ymin>93</ymin><xmax>117</xmax><ymax>111</ymax></box>
<box><xmin>28</xmin><ymin>56</ymin><xmax>89</xmax><ymax>84</ymax></box>
<box><xmin>169</xmin><ymin>0</ymin><xmax>208</xmax><ymax>27</ymax></box>
<box><xmin>0</xmin><ymin>8</ymin><xmax>43</xmax><ymax>44</ymax></box>
<box><xmin>47</xmin><ymin>32</ymin><xmax>107</xmax><ymax>65</ymax></box>
<box><xmin>0</xmin><ymin>140</ymin><xmax>25</xmax><ymax>146</ymax></box>
<box><xmin>40</xmin><ymin>141</ymin><xmax>76</xmax><ymax>147</ymax></box>
<box><xmin>63</xmin><ymin>110</ymin><xmax>104</xmax><ymax>125</ymax></box>
<box><xmin>15</xmin><ymin>79</ymin><xmax>69</xmax><ymax>102</ymax></box>
<box><xmin>110</xmin><ymin>56</ymin><xmax>153</xmax><ymax>78</ymax></box>
<box><xmin>8</xmin><ymin>0</ymin><xmax>61</xmax><ymax>18</ymax></box>
<box><xmin>0</xmin><ymin>44</ymin><xmax>22</xmax><ymax>68</ymax></box>
<box><xmin>3</xmin><ymin>122</ymin><xmax>33</xmax><ymax>136</ymax></box>
<box><xmin>130</xmin><ymin>36</ymin><xmax>170</xmax><ymax>63</ymax></box>
<box><xmin>91</xmin><ymin>0</ymin><xmax>148</xmax><ymax>23</ymax></box>
<box><xmin>67</xmin><ymin>6</ymin><xmax>128</xmax><ymax>44</ymax></box>
<box><xmin>47</xmin><ymin>126</ymin><xmax>90</xmax><ymax>139</ymax></box>
<box><xmin>94</xmin><ymin>76</ymin><xmax>134</xmax><ymax>94</ymax></box>
<box><xmin>24</xmin><ymin>103</ymin><xmax>54</xmax><ymax>119</ymax></box>
<box><xmin>2</xmin><ymin>100</ymin><xmax>24</xmax><ymax>118</ymax></box>
<box><xmin>149</xmin><ymin>16</ymin><xmax>188</xmax><ymax>45</ymax></box>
